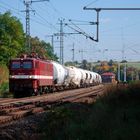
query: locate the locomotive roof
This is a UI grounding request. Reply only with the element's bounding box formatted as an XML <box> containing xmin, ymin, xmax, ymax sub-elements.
<box><xmin>10</xmin><ymin>57</ymin><xmax>51</xmax><ymax>63</ymax></box>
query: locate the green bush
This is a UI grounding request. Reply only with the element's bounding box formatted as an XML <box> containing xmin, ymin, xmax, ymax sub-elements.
<box><xmin>39</xmin><ymin>82</ymin><xmax>140</xmax><ymax>140</ymax></box>
<box><xmin>0</xmin><ymin>82</ymin><xmax>11</xmax><ymax>97</ymax></box>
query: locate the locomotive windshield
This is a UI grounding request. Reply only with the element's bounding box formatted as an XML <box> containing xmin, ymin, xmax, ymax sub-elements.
<box><xmin>11</xmin><ymin>62</ymin><xmax>20</xmax><ymax>69</ymax></box>
<box><xmin>11</xmin><ymin>61</ymin><xmax>32</xmax><ymax>69</ymax></box>
<box><xmin>23</xmin><ymin>61</ymin><xmax>32</xmax><ymax>69</ymax></box>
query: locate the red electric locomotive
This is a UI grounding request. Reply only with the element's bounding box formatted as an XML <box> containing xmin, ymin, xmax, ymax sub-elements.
<box><xmin>9</xmin><ymin>54</ymin><xmax>53</xmax><ymax>97</ymax></box>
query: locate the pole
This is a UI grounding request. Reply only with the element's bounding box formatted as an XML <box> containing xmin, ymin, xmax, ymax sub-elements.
<box><xmin>51</xmin><ymin>35</ymin><xmax>54</xmax><ymax>54</ymax></box>
<box><xmin>118</xmin><ymin>62</ymin><xmax>120</xmax><ymax>82</ymax></box>
<box><xmin>83</xmin><ymin>7</ymin><xmax>140</xmax><ymax>42</ymax></box>
<box><xmin>96</xmin><ymin>9</ymin><xmax>100</xmax><ymax>42</ymax></box>
<box><xmin>59</xmin><ymin>19</ymin><xmax>64</xmax><ymax>65</ymax></box>
<box><xmin>24</xmin><ymin>1</ymin><xmax>31</xmax><ymax>49</ymax></box>
<box><xmin>136</xmin><ymin>71</ymin><xmax>139</xmax><ymax>80</ymax></box>
<box><xmin>72</xmin><ymin>43</ymin><xmax>75</xmax><ymax>62</ymax></box>
<box><xmin>124</xmin><ymin>62</ymin><xmax>127</xmax><ymax>82</ymax></box>
<box><xmin>23</xmin><ymin>0</ymin><xmax>49</xmax><ymax>51</ymax></box>
<box><xmin>79</xmin><ymin>49</ymin><xmax>84</xmax><ymax>62</ymax></box>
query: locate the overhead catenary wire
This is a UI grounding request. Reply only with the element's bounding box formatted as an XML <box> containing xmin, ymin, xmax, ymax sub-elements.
<box><xmin>32</xmin><ymin>1</ymin><xmax>97</xmax><ymax>59</ymax></box>
<box><xmin>0</xmin><ymin>0</ymin><xmax>59</xmax><ymax>35</ymax></box>
<box><xmin>0</xmin><ymin>1</ymin><xmax>20</xmax><ymax>12</ymax></box>
<box><xmin>31</xmin><ymin>5</ymin><xmax>92</xmax><ymax>61</ymax></box>
<box><xmin>22</xmin><ymin>0</ymin><xmax>51</xmax><ymax>49</ymax></box>
<box><xmin>42</xmin><ymin>3</ymin><xmax>94</xmax><ymax>59</ymax></box>
<box><xmin>69</xmin><ymin>20</ymin><xmax>94</xmax><ymax>35</ymax></box>
<box><xmin>0</xmin><ymin>1</ymin><xmax>53</xmax><ymax>29</ymax></box>
<box><xmin>0</xmin><ymin>3</ymin><xmax>54</xmax><ymax>33</ymax></box>
<box><xmin>65</xmin><ymin>22</ymin><xmax>95</xmax><ymax>41</ymax></box>
<box><xmin>84</xmin><ymin>0</ymin><xmax>99</xmax><ymax>8</ymax></box>
<box><xmin>31</xmin><ymin>6</ymin><xmax>60</xmax><ymax>32</ymax></box>
<box><xmin>0</xmin><ymin>2</ymin><xmax>25</xmax><ymax>18</ymax></box>
<box><xmin>0</xmin><ymin>2</ymin><xmax>95</xmax><ymax>47</ymax></box>
<box><xmin>45</xmin><ymin>1</ymin><xmax>69</xmax><ymax>20</ymax></box>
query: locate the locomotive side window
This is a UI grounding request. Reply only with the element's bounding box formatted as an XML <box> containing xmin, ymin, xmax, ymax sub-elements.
<box><xmin>11</xmin><ymin>62</ymin><xmax>20</xmax><ymax>69</ymax></box>
<box><xmin>23</xmin><ymin>61</ymin><xmax>32</xmax><ymax>69</ymax></box>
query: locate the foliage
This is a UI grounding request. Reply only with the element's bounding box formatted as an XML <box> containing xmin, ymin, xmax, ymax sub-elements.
<box><xmin>108</xmin><ymin>59</ymin><xmax>114</xmax><ymax>66</ymax></box>
<box><xmin>65</xmin><ymin>61</ymin><xmax>79</xmax><ymax>66</ymax></box>
<box><xmin>0</xmin><ymin>64</ymin><xmax>8</xmax><ymax>85</ymax></box>
<box><xmin>0</xmin><ymin>11</ymin><xmax>25</xmax><ymax>64</ymax></box>
<box><xmin>0</xmin><ymin>11</ymin><xmax>58</xmax><ymax>64</ymax></box>
<box><xmin>39</xmin><ymin>82</ymin><xmax>140</xmax><ymax>140</ymax></box>
<box><xmin>121</xmin><ymin>60</ymin><xmax>127</xmax><ymax>63</ymax></box>
<box><xmin>0</xmin><ymin>82</ymin><xmax>10</xmax><ymax>97</ymax></box>
<box><xmin>30</xmin><ymin>37</ymin><xmax>58</xmax><ymax>61</ymax></box>
<box><xmin>80</xmin><ymin>59</ymin><xmax>88</xmax><ymax>69</ymax></box>
<box><xmin>0</xmin><ymin>64</ymin><xmax>9</xmax><ymax>97</ymax></box>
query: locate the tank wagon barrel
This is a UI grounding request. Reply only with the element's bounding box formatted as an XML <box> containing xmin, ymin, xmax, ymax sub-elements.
<box><xmin>51</xmin><ymin>61</ymin><xmax>68</xmax><ymax>91</ymax></box>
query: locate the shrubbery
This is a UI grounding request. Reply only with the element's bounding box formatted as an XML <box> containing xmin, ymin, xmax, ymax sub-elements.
<box><xmin>39</xmin><ymin>81</ymin><xmax>140</xmax><ymax>140</ymax></box>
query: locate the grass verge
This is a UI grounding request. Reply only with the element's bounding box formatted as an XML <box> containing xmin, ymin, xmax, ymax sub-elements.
<box><xmin>39</xmin><ymin>81</ymin><xmax>140</xmax><ymax>140</ymax></box>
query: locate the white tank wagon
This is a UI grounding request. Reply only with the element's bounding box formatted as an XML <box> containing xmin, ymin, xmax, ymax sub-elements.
<box><xmin>80</xmin><ymin>70</ymin><xmax>102</xmax><ymax>86</ymax></box>
<box><xmin>91</xmin><ymin>72</ymin><xmax>98</xmax><ymax>85</ymax></box>
<box><xmin>78</xmin><ymin>68</ymin><xmax>87</xmax><ymax>87</ymax></box>
<box><xmin>65</xmin><ymin>66</ymin><xmax>82</xmax><ymax>88</ymax></box>
<box><xmin>98</xmin><ymin>74</ymin><xmax>102</xmax><ymax>84</ymax></box>
<box><xmin>93</xmin><ymin>72</ymin><xmax>102</xmax><ymax>84</ymax></box>
<box><xmin>84</xmin><ymin>70</ymin><xmax>91</xmax><ymax>86</ymax></box>
<box><xmin>78</xmin><ymin>69</ymin><xmax>95</xmax><ymax>87</ymax></box>
<box><xmin>51</xmin><ymin>61</ymin><xmax>68</xmax><ymax>86</ymax></box>
<box><xmin>89</xmin><ymin>71</ymin><xmax>95</xmax><ymax>85</ymax></box>
<box><xmin>83</xmin><ymin>70</ymin><xmax>100</xmax><ymax>86</ymax></box>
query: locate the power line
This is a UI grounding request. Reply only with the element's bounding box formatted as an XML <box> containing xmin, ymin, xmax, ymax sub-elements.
<box><xmin>83</xmin><ymin>7</ymin><xmax>140</xmax><ymax>11</ymax></box>
<box><xmin>30</xmin><ymin>17</ymin><xmax>50</xmax><ymax>27</ymax></box>
<box><xmin>0</xmin><ymin>1</ymin><xmax>20</xmax><ymax>11</ymax></box>
<box><xmin>84</xmin><ymin>0</ymin><xmax>99</xmax><ymax>8</ymax></box>
<box><xmin>0</xmin><ymin>2</ymin><xmax>48</xmax><ymax>29</ymax></box>
<box><xmin>83</xmin><ymin>7</ymin><xmax>140</xmax><ymax>42</ymax></box>
<box><xmin>46</xmin><ymin>1</ymin><xmax>69</xmax><ymax>20</ymax></box>
<box><xmin>33</xmin><ymin>10</ymin><xmax>59</xmax><ymax>32</ymax></box>
<box><xmin>65</xmin><ymin>23</ymin><xmax>95</xmax><ymax>41</ymax></box>
<box><xmin>54</xmin><ymin>19</ymin><xmax>87</xmax><ymax>64</ymax></box>
<box><xmin>22</xmin><ymin>0</ymin><xmax>49</xmax><ymax>50</ymax></box>
<box><xmin>0</xmin><ymin>2</ymin><xmax>24</xmax><ymax>17</ymax></box>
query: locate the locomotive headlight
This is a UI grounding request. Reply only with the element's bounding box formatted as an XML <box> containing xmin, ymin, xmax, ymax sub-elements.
<box><xmin>12</xmin><ymin>76</ymin><xmax>15</xmax><ymax>78</ymax></box>
<box><xmin>29</xmin><ymin>75</ymin><xmax>32</xmax><ymax>79</ymax></box>
<box><xmin>10</xmin><ymin>75</ymin><xmax>15</xmax><ymax>79</ymax></box>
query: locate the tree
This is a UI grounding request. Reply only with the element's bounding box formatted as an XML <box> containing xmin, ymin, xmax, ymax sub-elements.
<box><xmin>65</xmin><ymin>61</ymin><xmax>79</xmax><ymax>66</ymax></box>
<box><xmin>0</xmin><ymin>12</ymin><xmax>25</xmax><ymax>64</ymax></box>
<box><xmin>108</xmin><ymin>59</ymin><xmax>114</xmax><ymax>66</ymax></box>
<box><xmin>81</xmin><ymin>59</ymin><xmax>88</xmax><ymax>69</ymax></box>
<box><xmin>30</xmin><ymin>37</ymin><xmax>58</xmax><ymax>61</ymax></box>
<box><xmin>0</xmin><ymin>12</ymin><xmax>58</xmax><ymax>64</ymax></box>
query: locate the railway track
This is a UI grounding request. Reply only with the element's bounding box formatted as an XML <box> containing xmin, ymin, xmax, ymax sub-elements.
<box><xmin>0</xmin><ymin>85</ymin><xmax>104</xmax><ymax>125</ymax></box>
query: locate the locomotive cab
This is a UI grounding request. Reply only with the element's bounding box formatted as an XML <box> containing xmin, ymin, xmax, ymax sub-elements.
<box><xmin>9</xmin><ymin>57</ymin><xmax>53</xmax><ymax>97</ymax></box>
<box><xmin>9</xmin><ymin>58</ymin><xmax>36</xmax><ymax>97</ymax></box>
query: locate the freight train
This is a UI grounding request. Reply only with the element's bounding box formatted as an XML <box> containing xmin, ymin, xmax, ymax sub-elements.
<box><xmin>9</xmin><ymin>54</ymin><xmax>102</xmax><ymax>97</ymax></box>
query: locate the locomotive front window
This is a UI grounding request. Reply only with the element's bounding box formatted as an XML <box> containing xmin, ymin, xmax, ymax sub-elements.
<box><xmin>11</xmin><ymin>62</ymin><xmax>20</xmax><ymax>69</ymax></box>
<box><xmin>23</xmin><ymin>61</ymin><xmax>32</xmax><ymax>69</ymax></box>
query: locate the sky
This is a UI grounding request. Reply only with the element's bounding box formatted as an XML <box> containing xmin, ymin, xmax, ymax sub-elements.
<box><xmin>0</xmin><ymin>0</ymin><xmax>140</xmax><ymax>62</ymax></box>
